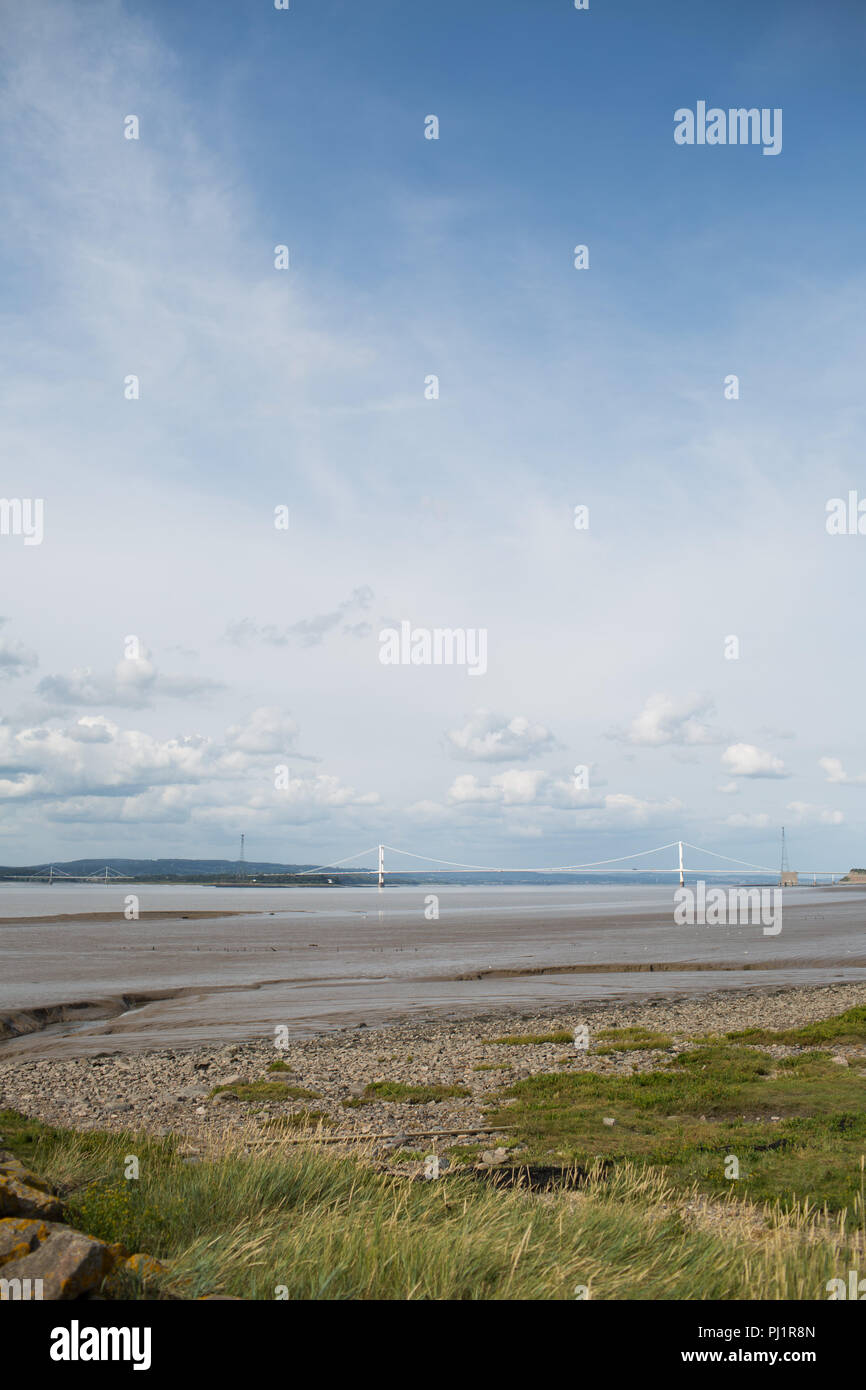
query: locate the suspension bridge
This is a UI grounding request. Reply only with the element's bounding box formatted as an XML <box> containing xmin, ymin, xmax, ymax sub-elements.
<box><xmin>293</xmin><ymin>840</ymin><xmax>849</xmax><ymax>888</ymax></box>
<box><xmin>6</xmin><ymin>866</ymin><xmax>130</xmax><ymax>884</ymax></box>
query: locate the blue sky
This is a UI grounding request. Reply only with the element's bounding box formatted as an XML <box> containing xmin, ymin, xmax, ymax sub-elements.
<box><xmin>1</xmin><ymin>0</ymin><xmax>865</xmax><ymax>873</ymax></box>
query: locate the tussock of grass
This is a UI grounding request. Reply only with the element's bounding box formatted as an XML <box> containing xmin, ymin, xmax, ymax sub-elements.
<box><xmin>266</xmin><ymin>1060</ymin><xmax>294</xmax><ymax>1073</ymax></box>
<box><xmin>209</xmin><ymin>1081</ymin><xmax>320</xmax><ymax>1102</ymax></box>
<box><xmin>266</xmin><ymin>1111</ymin><xmax>334</xmax><ymax>1131</ymax></box>
<box><xmin>343</xmin><ymin>1081</ymin><xmax>470</xmax><ymax>1107</ymax></box>
<box><xmin>595</xmin><ymin>1027</ymin><xmax>673</xmax><ymax>1053</ymax></box>
<box><xmin>726</xmin><ymin>1005</ymin><xmax>866</xmax><ymax>1048</ymax></box>
<box><xmin>488</xmin><ymin>1031</ymin><xmax>574</xmax><ymax>1046</ymax></box>
<box><xmin>0</xmin><ymin>1108</ymin><xmax>860</xmax><ymax>1300</ymax></box>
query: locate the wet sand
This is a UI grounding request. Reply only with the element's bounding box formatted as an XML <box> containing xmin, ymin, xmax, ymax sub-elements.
<box><xmin>1</xmin><ymin>883</ymin><xmax>864</xmax><ymax>1057</ymax></box>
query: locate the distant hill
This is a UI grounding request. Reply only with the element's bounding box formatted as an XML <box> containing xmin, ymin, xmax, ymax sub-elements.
<box><xmin>0</xmin><ymin>857</ymin><xmax>327</xmax><ymax>878</ymax></box>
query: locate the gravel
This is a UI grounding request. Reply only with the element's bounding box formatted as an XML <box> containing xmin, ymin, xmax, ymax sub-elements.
<box><xmin>1</xmin><ymin>981</ymin><xmax>863</xmax><ymax>1153</ymax></box>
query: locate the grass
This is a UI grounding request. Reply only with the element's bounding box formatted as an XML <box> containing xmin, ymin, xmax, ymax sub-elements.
<box><xmin>265</xmin><ymin>1060</ymin><xmax>293</xmax><ymax>1073</ymax></box>
<box><xmin>487</xmin><ymin>1031</ymin><xmax>574</xmax><ymax>1046</ymax></box>
<box><xmin>594</xmin><ymin>1027</ymin><xmax>673</xmax><ymax>1053</ymax></box>
<box><xmin>0</xmin><ymin>1106</ymin><xmax>860</xmax><ymax>1300</ymax></box>
<box><xmin>725</xmin><ymin>1005</ymin><xmax>866</xmax><ymax>1048</ymax></box>
<box><xmin>209</xmin><ymin>1081</ymin><xmax>320</xmax><ymax>1102</ymax></box>
<box><xmin>342</xmin><ymin>1081</ymin><xmax>470</xmax><ymax>1107</ymax></box>
<box><xmin>265</xmin><ymin>1111</ymin><xmax>334</xmax><ymax>1131</ymax></box>
<box><xmin>484</xmin><ymin>1028</ymin><xmax>866</xmax><ymax>1216</ymax></box>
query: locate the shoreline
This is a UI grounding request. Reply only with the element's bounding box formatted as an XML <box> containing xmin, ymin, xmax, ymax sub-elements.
<box><xmin>2</xmin><ymin>978</ymin><xmax>863</xmax><ymax>1150</ymax></box>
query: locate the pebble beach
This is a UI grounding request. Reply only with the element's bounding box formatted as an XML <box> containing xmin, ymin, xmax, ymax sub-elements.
<box><xmin>3</xmin><ymin>981</ymin><xmax>864</xmax><ymax>1157</ymax></box>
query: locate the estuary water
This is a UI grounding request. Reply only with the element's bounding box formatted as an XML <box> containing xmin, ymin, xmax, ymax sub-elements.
<box><xmin>1</xmin><ymin>882</ymin><xmax>864</xmax><ymax>1056</ymax></box>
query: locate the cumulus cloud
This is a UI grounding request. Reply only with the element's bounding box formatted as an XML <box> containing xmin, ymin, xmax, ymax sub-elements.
<box><xmin>37</xmin><ymin>653</ymin><xmax>223</xmax><ymax>709</ymax></box>
<box><xmin>785</xmin><ymin>801</ymin><xmax>844</xmax><ymax>826</ymax></box>
<box><xmin>224</xmin><ymin>707</ymin><xmax>317</xmax><ymax>759</ymax></box>
<box><xmin>724</xmin><ymin>812</ymin><xmax>771</xmax><ymax>828</ymax></box>
<box><xmin>0</xmin><ymin>619</ymin><xmax>37</xmax><ymax>679</ymax></box>
<box><xmin>448</xmin><ymin>769</ymin><xmax>594</xmax><ymax>808</ymax></box>
<box><xmin>444</xmin><ymin>770</ymin><xmax>680</xmax><ymax>825</ymax></box>
<box><xmin>611</xmin><ymin>693</ymin><xmax>723</xmax><ymax>747</ymax></box>
<box><xmin>444</xmin><ymin>709</ymin><xmax>559</xmax><ymax>762</ymax></box>
<box><xmin>818</xmin><ymin>756</ymin><xmax>866</xmax><ymax>786</ymax></box>
<box><xmin>225</xmin><ymin>587</ymin><xmax>374</xmax><ymax>649</ymax></box>
<box><xmin>0</xmin><ymin>710</ymin><xmax>376</xmax><ymax>829</ymax></box>
<box><xmin>721</xmin><ymin>744</ymin><xmax>788</xmax><ymax>779</ymax></box>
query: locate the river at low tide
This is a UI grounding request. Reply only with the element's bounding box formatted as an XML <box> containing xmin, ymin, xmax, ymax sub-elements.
<box><xmin>1</xmin><ymin>882</ymin><xmax>864</xmax><ymax>1056</ymax></box>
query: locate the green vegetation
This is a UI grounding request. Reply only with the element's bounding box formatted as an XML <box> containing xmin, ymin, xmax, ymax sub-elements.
<box><xmin>725</xmin><ymin>1005</ymin><xmax>866</xmax><ymax>1048</ymax></box>
<box><xmin>342</xmin><ymin>1081</ymin><xmax>470</xmax><ymax>1107</ymax></box>
<box><xmin>209</xmin><ymin>1080</ymin><xmax>320</xmax><ymax>1102</ymax></box>
<box><xmin>594</xmin><ymin>1027</ymin><xmax>673</xmax><ymax>1053</ymax></box>
<box><xmin>0</xmin><ymin>1107</ymin><xmax>859</xmax><ymax>1300</ymax></box>
<box><xmin>265</xmin><ymin>1111</ymin><xmax>333</xmax><ymax>1131</ymax></box>
<box><xmin>265</xmin><ymin>1060</ymin><xmax>293</xmax><ymax>1073</ymax></box>
<box><xmin>487</xmin><ymin>1031</ymin><xmax>574</xmax><ymax>1046</ymax></box>
<box><xmin>485</xmin><ymin>1030</ymin><xmax>866</xmax><ymax>1216</ymax></box>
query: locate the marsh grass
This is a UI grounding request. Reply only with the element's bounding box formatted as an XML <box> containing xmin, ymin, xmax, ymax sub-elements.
<box><xmin>209</xmin><ymin>1081</ymin><xmax>320</xmax><ymax>1102</ymax></box>
<box><xmin>0</xmin><ymin>1107</ymin><xmax>859</xmax><ymax>1300</ymax></box>
<box><xmin>342</xmin><ymin>1081</ymin><xmax>470</xmax><ymax>1107</ymax></box>
<box><xmin>487</xmin><ymin>1031</ymin><xmax>574</xmax><ymax>1046</ymax></box>
<box><xmin>594</xmin><ymin>1027</ymin><xmax>674</xmax><ymax>1053</ymax></box>
<box><xmin>484</xmin><ymin>1033</ymin><xmax>866</xmax><ymax>1215</ymax></box>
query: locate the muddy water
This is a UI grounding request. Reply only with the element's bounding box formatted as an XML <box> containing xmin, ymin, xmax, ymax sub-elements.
<box><xmin>1</xmin><ymin>883</ymin><xmax>864</xmax><ymax>1056</ymax></box>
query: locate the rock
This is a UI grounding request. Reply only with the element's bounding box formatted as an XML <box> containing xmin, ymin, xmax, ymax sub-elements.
<box><xmin>123</xmin><ymin>1252</ymin><xmax>166</xmax><ymax>1281</ymax></box>
<box><xmin>213</xmin><ymin>1091</ymin><xmax>238</xmax><ymax>1103</ymax></box>
<box><xmin>0</xmin><ymin>1166</ymin><xmax>63</xmax><ymax>1222</ymax></box>
<box><xmin>219</xmin><ymin>1074</ymin><xmax>243</xmax><ymax>1088</ymax></box>
<box><xmin>0</xmin><ymin>1218</ymin><xmax>115</xmax><ymax>1299</ymax></box>
<box><xmin>831</xmin><ymin>1055</ymin><xmax>849</xmax><ymax>1066</ymax></box>
<box><xmin>175</xmin><ymin>1088</ymin><xmax>209</xmax><ymax>1101</ymax></box>
<box><xmin>602</xmin><ymin>1117</ymin><xmax>616</xmax><ymax>1127</ymax></box>
<box><xmin>0</xmin><ymin>1216</ymin><xmax>45</xmax><ymax>1265</ymax></box>
<box><xmin>102</xmin><ymin>1101</ymin><xmax>132</xmax><ymax>1113</ymax></box>
<box><xmin>479</xmin><ymin>1147</ymin><xmax>508</xmax><ymax>1165</ymax></box>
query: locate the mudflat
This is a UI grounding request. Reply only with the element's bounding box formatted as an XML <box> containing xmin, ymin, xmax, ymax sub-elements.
<box><xmin>1</xmin><ymin>883</ymin><xmax>864</xmax><ymax>1057</ymax></box>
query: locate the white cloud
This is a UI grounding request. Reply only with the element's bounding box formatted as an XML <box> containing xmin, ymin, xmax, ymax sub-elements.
<box><xmin>0</xmin><ymin>712</ymin><xmax>376</xmax><ymax>830</ymax></box>
<box><xmin>721</xmin><ymin>743</ymin><xmax>788</xmax><ymax>779</ymax></box>
<box><xmin>818</xmin><ymin>756</ymin><xmax>866</xmax><ymax>786</ymax></box>
<box><xmin>37</xmin><ymin>655</ymin><xmax>223</xmax><ymax>709</ymax></box>
<box><xmin>785</xmin><ymin>801</ymin><xmax>844</xmax><ymax>826</ymax></box>
<box><xmin>225</xmin><ymin>707</ymin><xmax>311</xmax><ymax>758</ymax></box>
<box><xmin>0</xmin><ymin>624</ymin><xmax>38</xmax><ymax>679</ymax></box>
<box><xmin>448</xmin><ymin>769</ymin><xmax>595</xmax><ymax>808</ymax></box>
<box><xmin>724</xmin><ymin>812</ymin><xmax>772</xmax><ymax>829</ymax></box>
<box><xmin>444</xmin><ymin>709</ymin><xmax>559</xmax><ymax>762</ymax></box>
<box><xmin>225</xmin><ymin>588</ymin><xmax>374</xmax><ymax>649</ymax></box>
<box><xmin>613</xmin><ymin>693</ymin><xmax>723</xmax><ymax>747</ymax></box>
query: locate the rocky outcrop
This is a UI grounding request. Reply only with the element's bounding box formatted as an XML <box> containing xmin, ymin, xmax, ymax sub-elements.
<box><xmin>0</xmin><ymin>1151</ymin><xmax>163</xmax><ymax>1300</ymax></box>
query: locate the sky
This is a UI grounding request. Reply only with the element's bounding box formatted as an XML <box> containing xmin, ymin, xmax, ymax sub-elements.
<box><xmin>1</xmin><ymin>0</ymin><xmax>865</xmax><ymax>873</ymax></box>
